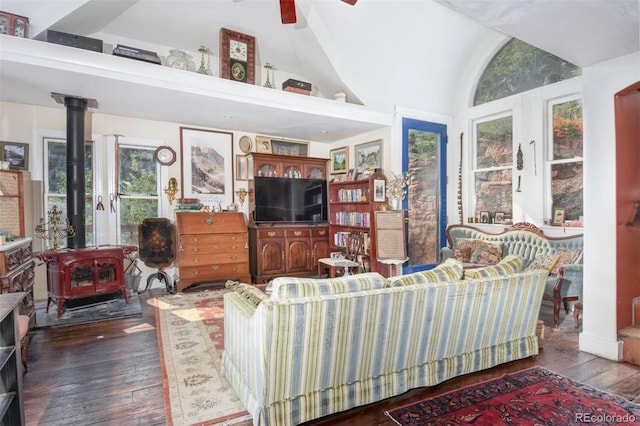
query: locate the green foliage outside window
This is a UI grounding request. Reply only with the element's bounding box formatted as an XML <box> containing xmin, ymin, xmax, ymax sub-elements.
<box><xmin>474</xmin><ymin>39</ymin><xmax>581</xmax><ymax>106</ymax></box>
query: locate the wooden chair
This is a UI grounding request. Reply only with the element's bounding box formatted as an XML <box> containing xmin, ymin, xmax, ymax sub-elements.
<box><xmin>318</xmin><ymin>233</ymin><xmax>363</xmax><ymax>278</ymax></box>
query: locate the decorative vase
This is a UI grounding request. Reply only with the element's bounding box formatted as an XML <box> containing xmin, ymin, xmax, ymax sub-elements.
<box><xmin>390</xmin><ymin>197</ymin><xmax>401</xmax><ymax>210</ymax></box>
<box><xmin>166</xmin><ymin>49</ymin><xmax>195</xmax><ymax>71</ymax></box>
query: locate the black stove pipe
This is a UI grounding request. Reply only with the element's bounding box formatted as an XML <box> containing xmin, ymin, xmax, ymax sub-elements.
<box><xmin>64</xmin><ymin>96</ymin><xmax>88</xmax><ymax>249</ymax></box>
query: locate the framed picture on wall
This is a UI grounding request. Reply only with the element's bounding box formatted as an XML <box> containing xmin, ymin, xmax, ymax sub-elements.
<box><xmin>180</xmin><ymin>127</ymin><xmax>234</xmax><ymax>206</ymax></box>
<box><xmin>329</xmin><ymin>146</ymin><xmax>348</xmax><ymax>174</ymax></box>
<box><xmin>373</xmin><ymin>178</ymin><xmax>386</xmax><ymax>202</ymax></box>
<box><xmin>355</xmin><ymin>139</ymin><xmax>382</xmax><ymax>170</ymax></box>
<box><xmin>0</xmin><ymin>141</ymin><xmax>29</xmax><ymax>171</ymax></box>
<box><xmin>479</xmin><ymin>211</ymin><xmax>490</xmax><ymax>224</ymax></box>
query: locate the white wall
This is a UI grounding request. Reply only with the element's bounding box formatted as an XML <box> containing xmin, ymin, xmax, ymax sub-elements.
<box><xmin>579</xmin><ymin>52</ymin><xmax>640</xmax><ymax>360</ymax></box>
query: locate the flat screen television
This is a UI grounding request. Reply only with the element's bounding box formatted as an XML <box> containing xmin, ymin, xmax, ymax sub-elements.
<box><xmin>254</xmin><ymin>176</ymin><xmax>328</xmax><ymax>223</ymax></box>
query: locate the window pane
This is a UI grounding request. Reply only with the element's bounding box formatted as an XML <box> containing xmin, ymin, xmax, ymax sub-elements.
<box><xmin>553</xmin><ymin>99</ymin><xmax>583</xmax><ymax>160</ymax></box>
<box><xmin>45</xmin><ymin>140</ymin><xmax>94</xmax><ymax>247</ymax></box>
<box><xmin>474</xmin><ymin>38</ymin><xmax>581</xmax><ymax>106</ymax></box>
<box><xmin>476</xmin><ymin>116</ymin><xmax>513</xmax><ymax>168</ymax></box>
<box><xmin>120</xmin><ymin>199</ymin><xmax>158</xmax><ymax>245</ymax></box>
<box><xmin>119</xmin><ymin>147</ymin><xmax>157</xmax><ymax>195</ymax></box>
<box><xmin>551</xmin><ymin>162</ymin><xmax>583</xmax><ymax>221</ymax></box>
<box><xmin>475</xmin><ymin>169</ymin><xmax>513</xmax><ymax>219</ymax></box>
<box><xmin>407</xmin><ymin>129</ymin><xmax>440</xmax><ymax>266</ymax></box>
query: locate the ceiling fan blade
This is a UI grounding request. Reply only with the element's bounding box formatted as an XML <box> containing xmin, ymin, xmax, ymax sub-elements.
<box><xmin>280</xmin><ymin>0</ymin><xmax>297</xmax><ymax>24</ymax></box>
<box><xmin>341</xmin><ymin>0</ymin><xmax>358</xmax><ymax>5</ymax></box>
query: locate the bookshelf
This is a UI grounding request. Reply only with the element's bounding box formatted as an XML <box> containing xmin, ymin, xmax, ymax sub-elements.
<box><xmin>328</xmin><ymin>172</ymin><xmax>388</xmax><ymax>275</ymax></box>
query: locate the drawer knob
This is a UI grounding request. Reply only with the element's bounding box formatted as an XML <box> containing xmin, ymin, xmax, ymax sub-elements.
<box><xmin>231</xmin><ymin>256</ymin><xmax>237</xmax><ymax>260</ymax></box>
<box><xmin>193</xmin><ymin>248</ymin><xmax>200</xmax><ymax>252</ymax></box>
<box><xmin>268</xmin><ymin>231</ymin><xmax>276</xmax><ymax>237</ymax></box>
<box><xmin>193</xmin><ymin>259</ymin><xmax>199</xmax><ymax>264</ymax></box>
<box><xmin>294</xmin><ymin>231</ymin><xmax>302</xmax><ymax>236</ymax></box>
<box><xmin>212</xmin><ymin>265</ymin><xmax>220</xmax><ymax>270</ymax></box>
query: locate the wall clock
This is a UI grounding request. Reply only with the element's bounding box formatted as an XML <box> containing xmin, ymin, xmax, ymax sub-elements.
<box><xmin>239</xmin><ymin>135</ymin><xmax>252</xmax><ymax>154</ymax></box>
<box><xmin>220</xmin><ymin>28</ymin><xmax>256</xmax><ymax>84</ymax></box>
<box><xmin>154</xmin><ymin>146</ymin><xmax>176</xmax><ymax>166</ymax></box>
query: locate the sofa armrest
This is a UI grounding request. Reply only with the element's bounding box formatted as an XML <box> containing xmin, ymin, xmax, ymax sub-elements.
<box><xmin>440</xmin><ymin>247</ymin><xmax>454</xmax><ymax>262</ymax></box>
<box><xmin>555</xmin><ymin>263</ymin><xmax>583</xmax><ymax>299</ymax></box>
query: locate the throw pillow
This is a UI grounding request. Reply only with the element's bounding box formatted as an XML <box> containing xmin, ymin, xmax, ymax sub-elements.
<box><xmin>469</xmin><ymin>240</ymin><xmax>503</xmax><ymax>265</ymax></box>
<box><xmin>526</xmin><ymin>252</ymin><xmax>560</xmax><ymax>273</ymax></box>
<box><xmin>452</xmin><ymin>238</ymin><xmax>479</xmax><ymax>262</ymax></box>
<box><xmin>464</xmin><ymin>254</ymin><xmax>524</xmax><ymax>279</ymax></box>
<box><xmin>550</xmin><ymin>247</ymin><xmax>583</xmax><ymax>276</ymax></box>
<box><xmin>386</xmin><ymin>258</ymin><xmax>463</xmax><ymax>287</ymax></box>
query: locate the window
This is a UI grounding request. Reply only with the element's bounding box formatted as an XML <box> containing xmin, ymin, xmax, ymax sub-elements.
<box><xmin>44</xmin><ymin>138</ymin><xmax>94</xmax><ymax>248</ymax></box>
<box><xmin>116</xmin><ymin>144</ymin><xmax>160</xmax><ymax>245</ymax></box>
<box><xmin>547</xmin><ymin>98</ymin><xmax>583</xmax><ymax>222</ymax></box>
<box><xmin>474</xmin><ymin>39</ymin><xmax>581</xmax><ymax>106</ymax></box>
<box><xmin>473</xmin><ymin>115</ymin><xmax>513</xmax><ymax>221</ymax></box>
<box><xmin>42</xmin><ymin>135</ymin><xmax>163</xmax><ymax>249</ymax></box>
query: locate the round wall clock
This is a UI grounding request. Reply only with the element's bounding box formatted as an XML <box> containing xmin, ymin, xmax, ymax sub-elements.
<box><xmin>239</xmin><ymin>135</ymin><xmax>252</xmax><ymax>154</ymax></box>
<box><xmin>154</xmin><ymin>146</ymin><xmax>176</xmax><ymax>166</ymax></box>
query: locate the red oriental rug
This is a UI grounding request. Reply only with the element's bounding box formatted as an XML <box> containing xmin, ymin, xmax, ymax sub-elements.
<box><xmin>386</xmin><ymin>366</ymin><xmax>640</xmax><ymax>425</ymax></box>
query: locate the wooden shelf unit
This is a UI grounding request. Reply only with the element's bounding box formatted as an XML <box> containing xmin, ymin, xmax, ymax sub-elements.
<box><xmin>328</xmin><ymin>172</ymin><xmax>388</xmax><ymax>276</ymax></box>
<box><xmin>0</xmin><ymin>292</ymin><xmax>26</xmax><ymax>426</ymax></box>
<box><xmin>247</xmin><ymin>153</ymin><xmax>330</xmax><ymax>283</ymax></box>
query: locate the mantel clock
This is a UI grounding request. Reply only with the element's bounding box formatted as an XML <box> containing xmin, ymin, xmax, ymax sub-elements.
<box><xmin>220</xmin><ymin>28</ymin><xmax>256</xmax><ymax>84</ymax></box>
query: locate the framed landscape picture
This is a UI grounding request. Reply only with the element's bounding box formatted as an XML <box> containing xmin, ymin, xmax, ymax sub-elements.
<box><xmin>0</xmin><ymin>141</ymin><xmax>29</xmax><ymax>171</ymax></box>
<box><xmin>355</xmin><ymin>139</ymin><xmax>382</xmax><ymax>170</ymax></box>
<box><xmin>180</xmin><ymin>127</ymin><xmax>234</xmax><ymax>206</ymax></box>
<box><xmin>329</xmin><ymin>146</ymin><xmax>348</xmax><ymax>174</ymax></box>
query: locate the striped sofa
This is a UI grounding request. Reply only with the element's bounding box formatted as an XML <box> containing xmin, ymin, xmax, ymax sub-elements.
<box><xmin>222</xmin><ymin>268</ymin><xmax>548</xmax><ymax>425</ymax></box>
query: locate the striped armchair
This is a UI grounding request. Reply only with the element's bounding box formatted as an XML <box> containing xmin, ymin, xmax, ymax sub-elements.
<box><xmin>222</xmin><ymin>269</ymin><xmax>548</xmax><ymax>425</ymax></box>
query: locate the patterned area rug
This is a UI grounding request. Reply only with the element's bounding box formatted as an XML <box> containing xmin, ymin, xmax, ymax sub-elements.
<box><xmin>386</xmin><ymin>366</ymin><xmax>640</xmax><ymax>425</ymax></box>
<box><xmin>152</xmin><ymin>289</ymin><xmax>251</xmax><ymax>426</ymax></box>
<box><xmin>35</xmin><ymin>292</ymin><xmax>142</xmax><ymax>328</ymax></box>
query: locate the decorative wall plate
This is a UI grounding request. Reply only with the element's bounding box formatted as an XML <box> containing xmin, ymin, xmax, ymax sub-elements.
<box><xmin>239</xmin><ymin>135</ymin><xmax>252</xmax><ymax>154</ymax></box>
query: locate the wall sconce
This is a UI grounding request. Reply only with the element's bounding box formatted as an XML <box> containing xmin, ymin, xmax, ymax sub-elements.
<box><xmin>164</xmin><ymin>177</ymin><xmax>179</xmax><ymax>205</ymax></box>
<box><xmin>235</xmin><ymin>188</ymin><xmax>248</xmax><ymax>206</ymax></box>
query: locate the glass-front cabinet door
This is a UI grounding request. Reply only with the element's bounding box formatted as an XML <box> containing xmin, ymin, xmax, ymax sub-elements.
<box><xmin>402</xmin><ymin>118</ymin><xmax>447</xmax><ymax>273</ymax></box>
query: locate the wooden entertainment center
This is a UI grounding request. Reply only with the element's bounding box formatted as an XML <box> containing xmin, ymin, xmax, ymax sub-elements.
<box><xmin>248</xmin><ymin>153</ymin><xmax>330</xmax><ymax>283</ymax></box>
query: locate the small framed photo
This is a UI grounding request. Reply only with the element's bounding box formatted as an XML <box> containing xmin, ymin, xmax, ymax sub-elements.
<box><xmin>552</xmin><ymin>207</ymin><xmax>565</xmax><ymax>226</ymax></box>
<box><xmin>346</xmin><ymin>168</ymin><xmax>356</xmax><ymax>181</ymax></box>
<box><xmin>373</xmin><ymin>179</ymin><xmax>386</xmax><ymax>202</ymax></box>
<box><xmin>479</xmin><ymin>211</ymin><xmax>490</xmax><ymax>224</ymax></box>
<box><xmin>355</xmin><ymin>139</ymin><xmax>383</xmax><ymax>170</ymax></box>
<box><xmin>329</xmin><ymin>146</ymin><xmax>348</xmax><ymax>174</ymax></box>
<box><xmin>0</xmin><ymin>141</ymin><xmax>29</xmax><ymax>171</ymax></box>
<box><xmin>494</xmin><ymin>212</ymin><xmax>505</xmax><ymax>224</ymax></box>
<box><xmin>235</xmin><ymin>155</ymin><xmax>249</xmax><ymax>181</ymax></box>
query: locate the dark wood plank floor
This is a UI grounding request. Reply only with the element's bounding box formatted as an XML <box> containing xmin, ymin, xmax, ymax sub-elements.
<box><xmin>24</xmin><ymin>289</ymin><xmax>640</xmax><ymax>425</ymax></box>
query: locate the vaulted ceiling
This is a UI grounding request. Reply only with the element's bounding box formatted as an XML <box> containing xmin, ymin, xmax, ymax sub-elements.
<box><xmin>1</xmin><ymin>0</ymin><xmax>638</xmax><ymax>141</ymax></box>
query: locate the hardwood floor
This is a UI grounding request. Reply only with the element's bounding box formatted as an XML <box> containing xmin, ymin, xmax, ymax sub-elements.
<box><xmin>24</xmin><ymin>289</ymin><xmax>640</xmax><ymax>425</ymax></box>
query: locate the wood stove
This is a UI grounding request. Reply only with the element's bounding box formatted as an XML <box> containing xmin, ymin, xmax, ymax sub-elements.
<box><xmin>38</xmin><ymin>246</ymin><xmax>136</xmax><ymax>317</ymax></box>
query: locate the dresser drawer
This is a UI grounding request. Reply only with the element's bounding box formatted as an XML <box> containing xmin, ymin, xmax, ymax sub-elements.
<box><xmin>285</xmin><ymin>228</ymin><xmax>310</xmax><ymax>238</ymax></box>
<box><xmin>179</xmin><ymin>251</ymin><xmax>248</xmax><ymax>267</ymax></box>
<box><xmin>176</xmin><ymin>212</ymin><xmax>248</xmax><ymax>234</ymax></box>
<box><xmin>180</xmin><ymin>242</ymin><xmax>247</xmax><ymax>256</ymax></box>
<box><xmin>257</xmin><ymin>228</ymin><xmax>286</xmax><ymax>239</ymax></box>
<box><xmin>311</xmin><ymin>227</ymin><xmax>329</xmax><ymax>238</ymax></box>
<box><xmin>179</xmin><ymin>263</ymin><xmax>250</xmax><ymax>280</ymax></box>
<box><xmin>180</xmin><ymin>234</ymin><xmax>247</xmax><ymax>246</ymax></box>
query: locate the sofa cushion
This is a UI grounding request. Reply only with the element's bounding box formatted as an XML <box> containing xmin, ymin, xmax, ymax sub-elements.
<box><xmin>269</xmin><ymin>272</ymin><xmax>387</xmax><ymax>300</ymax></box>
<box><xmin>469</xmin><ymin>240</ymin><xmax>503</xmax><ymax>265</ymax></box>
<box><xmin>550</xmin><ymin>247</ymin><xmax>583</xmax><ymax>276</ymax></box>
<box><xmin>526</xmin><ymin>252</ymin><xmax>560</xmax><ymax>273</ymax></box>
<box><xmin>453</xmin><ymin>238</ymin><xmax>479</xmax><ymax>262</ymax></box>
<box><xmin>386</xmin><ymin>258</ymin><xmax>463</xmax><ymax>287</ymax></box>
<box><xmin>464</xmin><ymin>254</ymin><xmax>524</xmax><ymax>279</ymax></box>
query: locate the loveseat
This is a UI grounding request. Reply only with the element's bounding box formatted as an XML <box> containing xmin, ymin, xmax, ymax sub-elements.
<box><xmin>222</xmin><ymin>262</ymin><xmax>548</xmax><ymax>426</ymax></box>
<box><xmin>441</xmin><ymin>222</ymin><xmax>584</xmax><ymax>326</ymax></box>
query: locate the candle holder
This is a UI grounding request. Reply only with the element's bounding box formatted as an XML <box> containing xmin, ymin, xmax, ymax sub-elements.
<box><xmin>164</xmin><ymin>177</ymin><xmax>179</xmax><ymax>205</ymax></box>
<box><xmin>235</xmin><ymin>188</ymin><xmax>248</xmax><ymax>206</ymax></box>
<box><xmin>197</xmin><ymin>45</ymin><xmax>210</xmax><ymax>75</ymax></box>
<box><xmin>263</xmin><ymin>63</ymin><xmax>275</xmax><ymax>88</ymax></box>
<box><xmin>35</xmin><ymin>205</ymin><xmax>76</xmax><ymax>250</ymax></box>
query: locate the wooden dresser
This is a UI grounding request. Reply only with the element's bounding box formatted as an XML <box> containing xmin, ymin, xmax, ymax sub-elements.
<box><xmin>175</xmin><ymin>212</ymin><xmax>251</xmax><ymax>292</ymax></box>
<box><xmin>0</xmin><ymin>238</ymin><xmax>35</xmax><ymax>328</ymax></box>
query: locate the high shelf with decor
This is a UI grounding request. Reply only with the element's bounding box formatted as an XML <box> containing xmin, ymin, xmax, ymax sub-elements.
<box><xmin>175</xmin><ymin>212</ymin><xmax>250</xmax><ymax>292</ymax></box>
<box><xmin>247</xmin><ymin>153</ymin><xmax>330</xmax><ymax>283</ymax></box>
<box><xmin>328</xmin><ymin>172</ymin><xmax>388</xmax><ymax>276</ymax></box>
